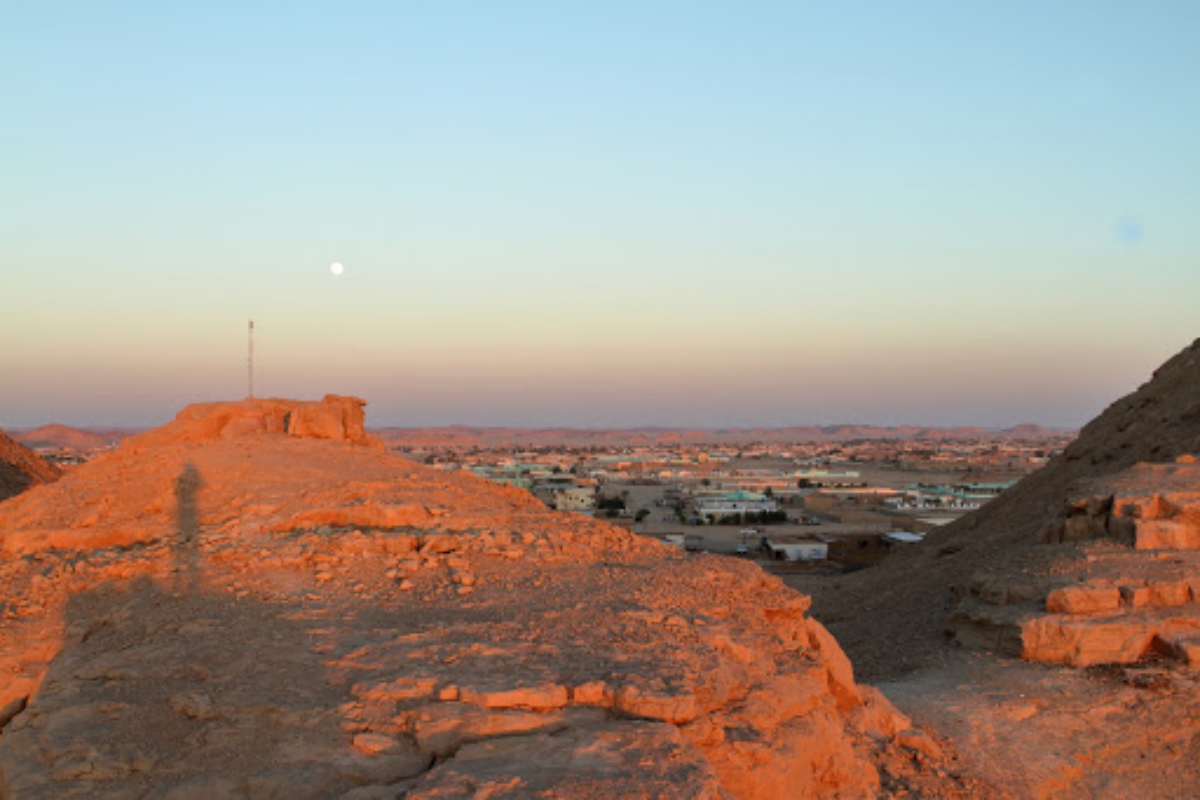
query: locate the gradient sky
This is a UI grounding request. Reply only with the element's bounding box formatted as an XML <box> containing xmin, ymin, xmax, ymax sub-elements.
<box><xmin>3</xmin><ymin>2</ymin><xmax>1198</xmax><ymax>429</ymax></box>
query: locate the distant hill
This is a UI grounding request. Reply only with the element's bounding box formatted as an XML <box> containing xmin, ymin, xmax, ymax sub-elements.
<box><xmin>13</xmin><ymin>424</ymin><xmax>134</xmax><ymax>453</ymax></box>
<box><xmin>371</xmin><ymin>423</ymin><xmax>1071</xmax><ymax>449</ymax></box>
<box><xmin>0</xmin><ymin>430</ymin><xmax>61</xmax><ymax>502</ymax></box>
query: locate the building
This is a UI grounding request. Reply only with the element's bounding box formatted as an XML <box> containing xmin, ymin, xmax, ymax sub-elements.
<box><xmin>553</xmin><ymin>486</ymin><xmax>596</xmax><ymax>512</ymax></box>
<box><xmin>695</xmin><ymin>491</ymin><xmax>779</xmax><ymax>519</ymax></box>
<box><xmin>763</xmin><ymin>539</ymin><xmax>828</xmax><ymax>562</ymax></box>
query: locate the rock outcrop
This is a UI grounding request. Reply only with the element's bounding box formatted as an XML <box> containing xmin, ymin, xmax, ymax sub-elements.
<box><xmin>0</xmin><ymin>397</ymin><xmax>960</xmax><ymax>798</ymax></box>
<box><xmin>0</xmin><ymin>430</ymin><xmax>61</xmax><ymax>503</ymax></box>
<box><xmin>808</xmin><ymin>338</ymin><xmax>1200</xmax><ymax>679</ymax></box>
<box><xmin>126</xmin><ymin>394</ymin><xmax>380</xmax><ymax>449</ymax></box>
<box><xmin>944</xmin><ymin>454</ymin><xmax>1200</xmax><ymax>669</ymax></box>
<box><xmin>797</xmin><ymin>340</ymin><xmax>1200</xmax><ymax>798</ymax></box>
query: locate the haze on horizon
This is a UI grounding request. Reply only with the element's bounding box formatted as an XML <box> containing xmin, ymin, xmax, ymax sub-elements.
<box><xmin>3</xmin><ymin>2</ymin><xmax>1198</xmax><ymax>431</ymax></box>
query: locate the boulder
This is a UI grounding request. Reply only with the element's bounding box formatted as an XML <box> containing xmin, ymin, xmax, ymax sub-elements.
<box><xmin>1021</xmin><ymin>615</ymin><xmax>1157</xmax><ymax>667</ymax></box>
<box><xmin>1045</xmin><ymin>585</ymin><xmax>1121</xmax><ymax>615</ymax></box>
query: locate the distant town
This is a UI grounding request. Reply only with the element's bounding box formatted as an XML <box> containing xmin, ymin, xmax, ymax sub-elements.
<box><xmin>384</xmin><ymin>429</ymin><xmax>1073</xmax><ymax>572</ymax></box>
<box><xmin>13</xmin><ymin>423</ymin><xmax>1074</xmax><ymax>574</ymax></box>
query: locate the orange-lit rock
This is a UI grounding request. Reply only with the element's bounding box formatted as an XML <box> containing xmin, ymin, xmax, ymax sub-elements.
<box><xmin>804</xmin><ymin>338</ymin><xmax>1200</xmax><ymax>798</ymax></box>
<box><xmin>0</xmin><ymin>430</ymin><xmax>60</xmax><ymax>502</ymax></box>
<box><xmin>1045</xmin><ymin>585</ymin><xmax>1122</xmax><ymax>615</ymax></box>
<box><xmin>0</xmin><ymin>397</ymin><xmax>948</xmax><ymax>799</ymax></box>
<box><xmin>1021</xmin><ymin>614</ymin><xmax>1159</xmax><ymax>667</ymax></box>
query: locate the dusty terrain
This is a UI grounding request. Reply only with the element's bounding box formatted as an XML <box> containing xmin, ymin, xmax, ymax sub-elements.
<box><xmin>0</xmin><ymin>396</ymin><xmax>972</xmax><ymax>798</ymax></box>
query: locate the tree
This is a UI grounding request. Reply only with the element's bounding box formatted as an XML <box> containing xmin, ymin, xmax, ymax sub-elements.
<box><xmin>596</xmin><ymin>495</ymin><xmax>625</xmax><ymax>512</ymax></box>
<box><xmin>635</xmin><ymin>509</ymin><xmax>650</xmax><ymax>522</ymax></box>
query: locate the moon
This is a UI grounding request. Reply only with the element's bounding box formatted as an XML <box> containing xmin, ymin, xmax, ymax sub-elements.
<box><xmin>330</xmin><ymin>262</ymin><xmax>345</xmax><ymax>277</ymax></box>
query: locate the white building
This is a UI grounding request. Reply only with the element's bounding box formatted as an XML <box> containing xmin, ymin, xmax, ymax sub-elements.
<box><xmin>695</xmin><ymin>491</ymin><xmax>779</xmax><ymax>518</ymax></box>
<box><xmin>766</xmin><ymin>540</ymin><xmax>828</xmax><ymax>562</ymax></box>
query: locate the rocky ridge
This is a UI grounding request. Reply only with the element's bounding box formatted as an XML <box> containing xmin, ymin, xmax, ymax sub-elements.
<box><xmin>809</xmin><ymin>338</ymin><xmax>1200</xmax><ymax>679</ymax></box>
<box><xmin>0</xmin><ymin>430</ymin><xmax>61</xmax><ymax>503</ymax></box>
<box><xmin>799</xmin><ymin>339</ymin><xmax>1200</xmax><ymax>798</ymax></box>
<box><xmin>0</xmin><ymin>396</ymin><xmax>971</xmax><ymax>798</ymax></box>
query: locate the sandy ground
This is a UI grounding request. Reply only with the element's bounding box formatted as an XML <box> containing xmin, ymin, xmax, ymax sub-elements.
<box><xmin>875</xmin><ymin>650</ymin><xmax>1200</xmax><ymax>799</ymax></box>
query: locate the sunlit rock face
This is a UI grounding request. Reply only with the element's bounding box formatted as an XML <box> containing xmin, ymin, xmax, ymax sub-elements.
<box><xmin>0</xmin><ymin>397</ymin><xmax>933</xmax><ymax>799</ymax></box>
<box><xmin>0</xmin><ymin>430</ymin><xmax>60</xmax><ymax>503</ymax></box>
<box><xmin>125</xmin><ymin>394</ymin><xmax>379</xmax><ymax>448</ymax></box>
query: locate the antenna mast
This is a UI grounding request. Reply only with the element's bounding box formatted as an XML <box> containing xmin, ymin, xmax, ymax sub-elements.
<box><xmin>248</xmin><ymin>320</ymin><xmax>255</xmax><ymax>399</ymax></box>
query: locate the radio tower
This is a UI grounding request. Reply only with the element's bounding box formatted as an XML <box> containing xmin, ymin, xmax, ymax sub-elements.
<box><xmin>248</xmin><ymin>320</ymin><xmax>255</xmax><ymax>399</ymax></box>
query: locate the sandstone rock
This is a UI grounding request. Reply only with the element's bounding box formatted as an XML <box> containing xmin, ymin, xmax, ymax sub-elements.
<box><xmin>1147</xmin><ymin>580</ymin><xmax>1191</xmax><ymax>607</ymax></box>
<box><xmin>0</xmin><ymin>397</ymin><xmax>919</xmax><ymax>799</ymax></box>
<box><xmin>895</xmin><ymin>728</ymin><xmax>944</xmax><ymax>759</ymax></box>
<box><xmin>1164</xmin><ymin>635</ymin><xmax>1200</xmax><ymax>667</ymax></box>
<box><xmin>0</xmin><ymin>429</ymin><xmax>61</xmax><ymax>502</ymax></box>
<box><xmin>805</xmin><ymin>618</ymin><xmax>861</xmax><ymax>708</ymax></box>
<box><xmin>459</xmin><ymin>683</ymin><xmax>568</xmax><ymax>712</ymax></box>
<box><xmin>611</xmin><ymin>682</ymin><xmax>701</xmax><ymax>725</ymax></box>
<box><xmin>1045</xmin><ymin>585</ymin><xmax>1122</xmax><ymax>615</ymax></box>
<box><xmin>1119</xmin><ymin>584</ymin><xmax>1151</xmax><ymax>607</ymax></box>
<box><xmin>1021</xmin><ymin>615</ymin><xmax>1157</xmax><ymax>666</ymax></box>
<box><xmin>1136</xmin><ymin>518</ymin><xmax>1200</xmax><ymax>550</ymax></box>
<box><xmin>405</xmin><ymin>722</ymin><xmax>725</xmax><ymax>799</ymax></box>
<box><xmin>849</xmin><ymin>685</ymin><xmax>911</xmax><ymax>739</ymax></box>
<box><xmin>351</xmin><ymin>732</ymin><xmax>399</xmax><ymax>756</ymax></box>
<box><xmin>1143</xmin><ymin>494</ymin><xmax>1178</xmax><ymax>520</ymax></box>
<box><xmin>408</xmin><ymin>704</ymin><xmax>574</xmax><ymax>757</ymax></box>
<box><xmin>124</xmin><ymin>395</ymin><xmax>379</xmax><ymax>449</ymax></box>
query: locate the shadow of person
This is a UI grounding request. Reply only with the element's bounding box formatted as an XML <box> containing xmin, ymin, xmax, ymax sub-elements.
<box><xmin>0</xmin><ymin>577</ymin><xmax>430</xmax><ymax>797</ymax></box>
<box><xmin>173</xmin><ymin>463</ymin><xmax>203</xmax><ymax>592</ymax></box>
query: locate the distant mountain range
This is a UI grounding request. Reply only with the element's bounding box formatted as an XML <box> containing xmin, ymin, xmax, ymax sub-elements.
<box><xmin>370</xmin><ymin>423</ymin><xmax>1074</xmax><ymax>448</ymax></box>
<box><xmin>8</xmin><ymin>422</ymin><xmax>1073</xmax><ymax>452</ymax></box>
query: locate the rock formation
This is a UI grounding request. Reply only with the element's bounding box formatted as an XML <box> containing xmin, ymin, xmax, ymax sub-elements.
<box><xmin>809</xmin><ymin>338</ymin><xmax>1200</xmax><ymax>679</ymax></box>
<box><xmin>0</xmin><ymin>396</ymin><xmax>964</xmax><ymax>798</ymax></box>
<box><xmin>0</xmin><ymin>430</ymin><xmax>61</xmax><ymax>503</ymax></box>
<box><xmin>797</xmin><ymin>339</ymin><xmax>1200</xmax><ymax>798</ymax></box>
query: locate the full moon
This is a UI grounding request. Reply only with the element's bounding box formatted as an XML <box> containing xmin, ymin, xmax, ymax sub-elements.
<box><xmin>330</xmin><ymin>262</ymin><xmax>345</xmax><ymax>277</ymax></box>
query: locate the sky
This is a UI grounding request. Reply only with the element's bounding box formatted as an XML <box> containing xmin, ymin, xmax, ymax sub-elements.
<box><xmin>2</xmin><ymin>1</ymin><xmax>1198</xmax><ymax>429</ymax></box>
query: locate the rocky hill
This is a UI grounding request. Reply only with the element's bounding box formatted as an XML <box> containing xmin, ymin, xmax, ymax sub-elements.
<box><xmin>12</xmin><ymin>424</ymin><xmax>130</xmax><ymax>454</ymax></box>
<box><xmin>808</xmin><ymin>338</ymin><xmax>1200</xmax><ymax>680</ymax></box>
<box><xmin>0</xmin><ymin>395</ymin><xmax>970</xmax><ymax>798</ymax></box>
<box><xmin>0</xmin><ymin>431</ymin><xmax>61</xmax><ymax>503</ymax></box>
<box><xmin>798</xmin><ymin>339</ymin><xmax>1200</xmax><ymax>797</ymax></box>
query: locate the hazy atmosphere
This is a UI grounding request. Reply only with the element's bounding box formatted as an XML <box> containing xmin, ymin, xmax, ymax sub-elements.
<box><xmin>3</xmin><ymin>2</ymin><xmax>1198</xmax><ymax>428</ymax></box>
